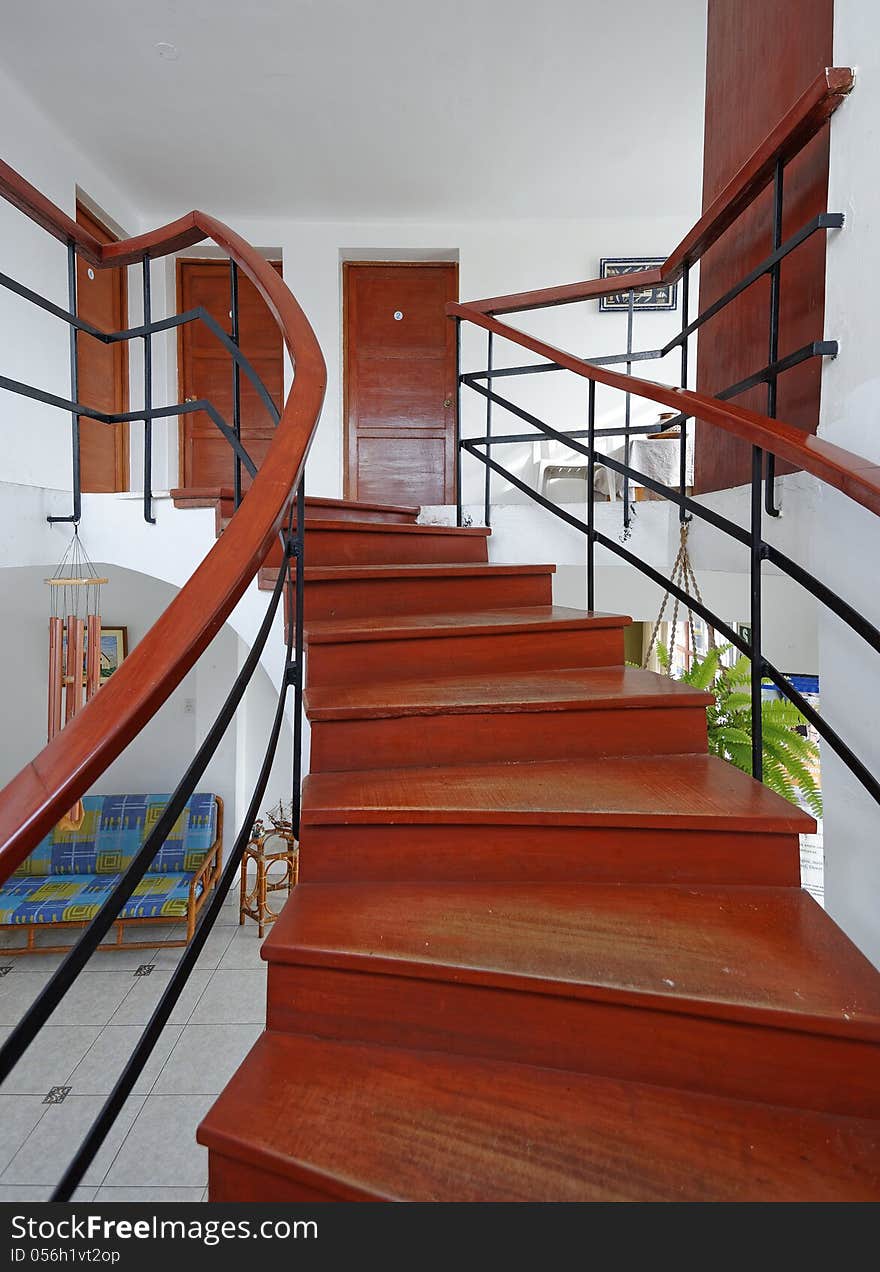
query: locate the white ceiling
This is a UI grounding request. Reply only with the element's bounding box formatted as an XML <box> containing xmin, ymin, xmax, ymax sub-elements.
<box><xmin>1</xmin><ymin>0</ymin><xmax>707</xmax><ymax>221</ymax></box>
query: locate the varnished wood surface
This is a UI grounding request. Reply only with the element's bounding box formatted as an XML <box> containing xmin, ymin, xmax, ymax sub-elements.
<box><xmin>304</xmin><ymin>606</ymin><xmax>627</xmax><ymax>686</ymax></box>
<box><xmin>267</xmin><ymin>954</ymin><xmax>880</xmax><ymax>1121</ymax></box>
<box><xmin>278</xmin><ymin>562</ymin><xmax>557</xmax><ymax>625</ymax></box>
<box><xmin>305</xmin><ymin>665</ymin><xmax>711</xmax><ymax>720</ymax></box>
<box><xmin>446</xmin><ymin>303</ymin><xmax>880</xmax><ymax>519</ymax></box>
<box><xmin>303</xmin><ymin>605</ymin><xmax>628</xmax><ymax>645</ymax></box>
<box><xmin>170</xmin><ymin>489</ymin><xmax>420</xmax><ymax>522</ymax></box>
<box><xmin>309</xmin><ymin>705</ymin><xmax>708</xmax><ymax>773</ymax></box>
<box><xmin>281</xmin><ymin>561</ymin><xmax>555</xmax><ymax>583</ymax></box>
<box><xmin>306</xmin><ymin>666</ymin><xmax>711</xmax><ymax>769</ymax></box>
<box><xmin>344</xmin><ymin>262</ymin><xmax>458</xmax><ymax>505</ymax></box>
<box><xmin>266</xmin><ymin>883</ymin><xmax>880</xmax><ymax>1038</ymax></box>
<box><xmin>76</xmin><ymin>202</ymin><xmax>128</xmax><ymax>493</ymax></box>
<box><xmin>177</xmin><ymin>259</ymin><xmax>283</xmax><ymax>491</ymax></box>
<box><xmin>297</xmin><ymin>823</ymin><xmax>801</xmax><ymax>887</ymax></box>
<box><xmin>198</xmin><ymin>1032</ymin><xmax>880</xmax><ymax>1201</ymax></box>
<box><xmin>695</xmin><ymin>0</ymin><xmax>834</xmax><ymax>493</ymax></box>
<box><xmin>262</xmin><ymin>521</ymin><xmax>490</xmax><ymax>569</ymax></box>
<box><xmin>190</xmin><ymin>493</ymin><xmax>878</xmax><ymax>1195</ymax></box>
<box><xmin>302</xmin><ymin>753</ymin><xmax>815</xmax><ymax>832</ymax></box>
<box><xmin>459</xmin><ymin>68</ymin><xmax>852</xmax><ymax>316</ymax></box>
<box><xmin>0</xmin><ymin>180</ymin><xmax>327</xmax><ymax>877</ymax></box>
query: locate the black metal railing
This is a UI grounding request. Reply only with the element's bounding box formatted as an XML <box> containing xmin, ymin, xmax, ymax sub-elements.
<box><xmin>0</xmin><ymin>254</ymin><xmax>280</xmax><ymax>523</ymax></box>
<box><xmin>0</xmin><ymin>216</ymin><xmax>306</xmax><ymax>1200</ymax></box>
<box><xmin>454</xmin><ymin>161</ymin><xmax>880</xmax><ymax>812</ymax></box>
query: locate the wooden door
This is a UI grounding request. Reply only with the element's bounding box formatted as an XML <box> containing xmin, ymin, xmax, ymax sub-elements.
<box><xmin>344</xmin><ymin>262</ymin><xmax>458</xmax><ymax>506</ymax></box>
<box><xmin>694</xmin><ymin>0</ymin><xmax>833</xmax><ymax>493</ymax></box>
<box><xmin>177</xmin><ymin>259</ymin><xmax>284</xmax><ymax>490</ymax></box>
<box><xmin>77</xmin><ymin>203</ymin><xmax>128</xmax><ymax>492</ymax></box>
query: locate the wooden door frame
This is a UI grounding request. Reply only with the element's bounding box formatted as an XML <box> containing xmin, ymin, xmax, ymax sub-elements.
<box><xmin>342</xmin><ymin>260</ymin><xmax>460</xmax><ymax>502</ymax></box>
<box><xmin>175</xmin><ymin>257</ymin><xmax>283</xmax><ymax>489</ymax></box>
<box><xmin>76</xmin><ymin>200</ymin><xmax>129</xmax><ymax>491</ymax></box>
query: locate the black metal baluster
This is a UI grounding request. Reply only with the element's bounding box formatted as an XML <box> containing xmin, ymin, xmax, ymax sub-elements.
<box><xmin>484</xmin><ymin>331</ymin><xmax>493</xmax><ymax>528</ymax></box>
<box><xmin>48</xmin><ymin>242</ymin><xmax>81</xmax><ymax>525</ymax></box>
<box><xmin>455</xmin><ymin>318</ymin><xmax>463</xmax><ymax>526</ymax></box>
<box><xmin>750</xmin><ymin>444</ymin><xmax>765</xmax><ymax>779</ymax></box>
<box><xmin>679</xmin><ymin>264</ymin><xmax>690</xmax><ymax>523</ymax></box>
<box><xmin>587</xmin><ymin>379</ymin><xmax>596</xmax><ymax>611</ymax></box>
<box><xmin>765</xmin><ymin>160</ymin><xmax>784</xmax><ymax>517</ymax></box>
<box><xmin>229</xmin><ymin>260</ymin><xmax>243</xmax><ymax>509</ymax></box>
<box><xmin>290</xmin><ymin>477</ymin><xmax>306</xmax><ymax>839</ymax></box>
<box><xmin>622</xmin><ymin>288</ymin><xmax>634</xmax><ymax>532</ymax></box>
<box><xmin>142</xmin><ymin>257</ymin><xmax>155</xmax><ymax>524</ymax></box>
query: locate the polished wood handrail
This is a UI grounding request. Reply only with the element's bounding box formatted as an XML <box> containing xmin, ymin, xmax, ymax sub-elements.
<box><xmin>0</xmin><ymin>165</ymin><xmax>327</xmax><ymax>878</ymax></box>
<box><xmin>448</xmin><ymin>303</ymin><xmax>880</xmax><ymax>519</ymax></box>
<box><xmin>460</xmin><ymin>67</ymin><xmax>853</xmax><ymax>316</ymax></box>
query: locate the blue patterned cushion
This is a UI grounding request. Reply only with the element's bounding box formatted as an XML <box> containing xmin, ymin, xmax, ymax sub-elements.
<box><xmin>0</xmin><ymin>871</ymin><xmax>201</xmax><ymax>924</ymax></box>
<box><xmin>13</xmin><ymin>793</ymin><xmax>218</xmax><ymax>878</ymax></box>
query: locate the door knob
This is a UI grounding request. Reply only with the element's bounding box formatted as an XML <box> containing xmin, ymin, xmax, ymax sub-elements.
<box><xmin>444</xmin><ymin>396</ymin><xmax>453</xmax><ymax>409</ymax></box>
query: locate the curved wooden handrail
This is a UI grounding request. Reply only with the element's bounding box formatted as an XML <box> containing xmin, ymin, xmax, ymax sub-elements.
<box><xmin>460</xmin><ymin>67</ymin><xmax>854</xmax><ymax>316</ymax></box>
<box><xmin>448</xmin><ymin>304</ymin><xmax>880</xmax><ymax>520</ymax></box>
<box><xmin>0</xmin><ymin>166</ymin><xmax>327</xmax><ymax>878</ymax></box>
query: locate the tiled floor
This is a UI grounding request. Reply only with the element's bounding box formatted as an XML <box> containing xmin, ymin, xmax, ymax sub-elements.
<box><xmin>0</xmin><ymin>890</ymin><xmax>268</xmax><ymax>1202</ymax></box>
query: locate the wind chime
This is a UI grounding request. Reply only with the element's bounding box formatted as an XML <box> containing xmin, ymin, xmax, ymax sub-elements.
<box><xmin>46</xmin><ymin>529</ymin><xmax>107</xmax><ymax>828</ymax></box>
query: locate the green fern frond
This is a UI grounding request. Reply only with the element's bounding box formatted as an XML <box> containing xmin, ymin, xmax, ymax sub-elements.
<box><xmin>660</xmin><ymin>646</ymin><xmax>822</xmax><ymax>815</ymax></box>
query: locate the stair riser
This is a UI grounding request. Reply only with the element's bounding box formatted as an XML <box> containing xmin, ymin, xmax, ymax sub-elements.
<box><xmin>306</xmin><ymin>627</ymin><xmax>623</xmax><ymax>687</ymax></box>
<box><xmin>209</xmin><ymin>1155</ymin><xmax>351</xmax><ymax>1203</ymax></box>
<box><xmin>266</xmin><ymin>964</ymin><xmax>880</xmax><ymax>1121</ymax></box>
<box><xmin>281</xmin><ymin>572</ymin><xmax>553</xmax><ymax>624</ymax></box>
<box><xmin>263</xmin><ymin>528</ymin><xmax>488</xmax><ymax>569</ymax></box>
<box><xmin>296</xmin><ymin>825</ymin><xmax>801</xmax><ymax>886</ymax></box>
<box><xmin>296</xmin><ymin>505</ymin><xmax>418</xmax><ymax>524</ymax></box>
<box><xmin>308</xmin><ymin>706</ymin><xmax>709</xmax><ymax>772</ymax></box>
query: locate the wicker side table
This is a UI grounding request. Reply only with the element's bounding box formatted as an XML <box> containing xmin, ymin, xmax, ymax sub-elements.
<box><xmin>239</xmin><ymin>818</ymin><xmax>299</xmax><ymax>938</ymax></box>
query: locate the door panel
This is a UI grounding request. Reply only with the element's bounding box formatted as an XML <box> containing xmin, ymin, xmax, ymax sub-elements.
<box><xmin>77</xmin><ymin>203</ymin><xmax>128</xmax><ymax>492</ymax></box>
<box><xmin>344</xmin><ymin>262</ymin><xmax>458</xmax><ymax>505</ymax></box>
<box><xmin>178</xmin><ymin>260</ymin><xmax>283</xmax><ymax>491</ymax></box>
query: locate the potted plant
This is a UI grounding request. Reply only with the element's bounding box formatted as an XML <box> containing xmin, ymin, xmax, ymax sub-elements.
<box><xmin>656</xmin><ymin>643</ymin><xmax>822</xmax><ymax>817</ymax></box>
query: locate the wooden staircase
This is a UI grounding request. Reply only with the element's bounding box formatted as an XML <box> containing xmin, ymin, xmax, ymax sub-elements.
<box><xmin>196</xmin><ymin>496</ymin><xmax>880</xmax><ymax>1201</ymax></box>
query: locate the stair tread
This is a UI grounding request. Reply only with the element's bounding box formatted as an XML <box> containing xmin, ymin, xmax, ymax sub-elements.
<box><xmin>304</xmin><ymin>604</ymin><xmax>629</xmax><ymax>644</ymax></box>
<box><xmin>261</xmin><ymin>562</ymin><xmax>557</xmax><ymax>589</ymax></box>
<box><xmin>171</xmin><ymin>488</ymin><xmax>420</xmax><ymax>518</ymax></box>
<box><xmin>297</xmin><ymin>520</ymin><xmax>490</xmax><ymax>536</ymax></box>
<box><xmin>305</xmin><ymin>665</ymin><xmax>711</xmax><ymax>719</ymax></box>
<box><xmin>197</xmin><ymin>1031</ymin><xmax>880</xmax><ymax>1201</ymax></box>
<box><xmin>302</xmin><ymin>561</ymin><xmax>555</xmax><ymax>578</ymax></box>
<box><xmin>264</xmin><ymin>883</ymin><xmax>880</xmax><ymax>1037</ymax></box>
<box><xmin>302</xmin><ymin>753</ymin><xmax>815</xmax><ymax>831</ymax></box>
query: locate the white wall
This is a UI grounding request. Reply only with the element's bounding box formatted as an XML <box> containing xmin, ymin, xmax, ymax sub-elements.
<box><xmin>453</xmin><ymin>491</ymin><xmax>818</xmax><ymax>673</ymax></box>
<box><xmin>816</xmin><ymin>7</ymin><xmax>880</xmax><ymax>967</ymax></box>
<box><xmin>0</xmin><ymin>63</ymin><xmax>143</xmax><ymax>492</ymax></box>
<box><xmin>142</xmin><ymin>212</ymin><xmax>696</xmax><ymax>501</ymax></box>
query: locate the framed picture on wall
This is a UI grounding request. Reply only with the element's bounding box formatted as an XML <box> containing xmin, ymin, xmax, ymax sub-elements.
<box><xmin>99</xmin><ymin>627</ymin><xmax>128</xmax><ymax>682</ymax></box>
<box><xmin>63</xmin><ymin>625</ymin><xmax>128</xmax><ymax>686</ymax></box>
<box><xmin>598</xmin><ymin>257</ymin><xmax>677</xmax><ymax>313</ymax></box>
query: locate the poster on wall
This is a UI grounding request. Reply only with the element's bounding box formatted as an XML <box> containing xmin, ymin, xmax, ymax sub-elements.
<box><xmin>598</xmin><ymin>257</ymin><xmax>677</xmax><ymax>313</ymax></box>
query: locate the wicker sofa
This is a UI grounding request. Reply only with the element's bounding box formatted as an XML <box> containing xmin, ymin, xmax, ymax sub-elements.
<box><xmin>0</xmin><ymin>792</ymin><xmax>223</xmax><ymax>955</ymax></box>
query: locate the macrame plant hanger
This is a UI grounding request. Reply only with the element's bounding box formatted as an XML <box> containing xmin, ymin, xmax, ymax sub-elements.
<box><xmin>46</xmin><ymin>527</ymin><xmax>107</xmax><ymax>829</ymax></box>
<box><xmin>642</xmin><ymin>520</ymin><xmax>714</xmax><ymax>675</ymax></box>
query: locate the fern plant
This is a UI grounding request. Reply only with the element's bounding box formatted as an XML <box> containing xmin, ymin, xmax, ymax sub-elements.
<box><xmin>656</xmin><ymin>643</ymin><xmax>822</xmax><ymax>817</ymax></box>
